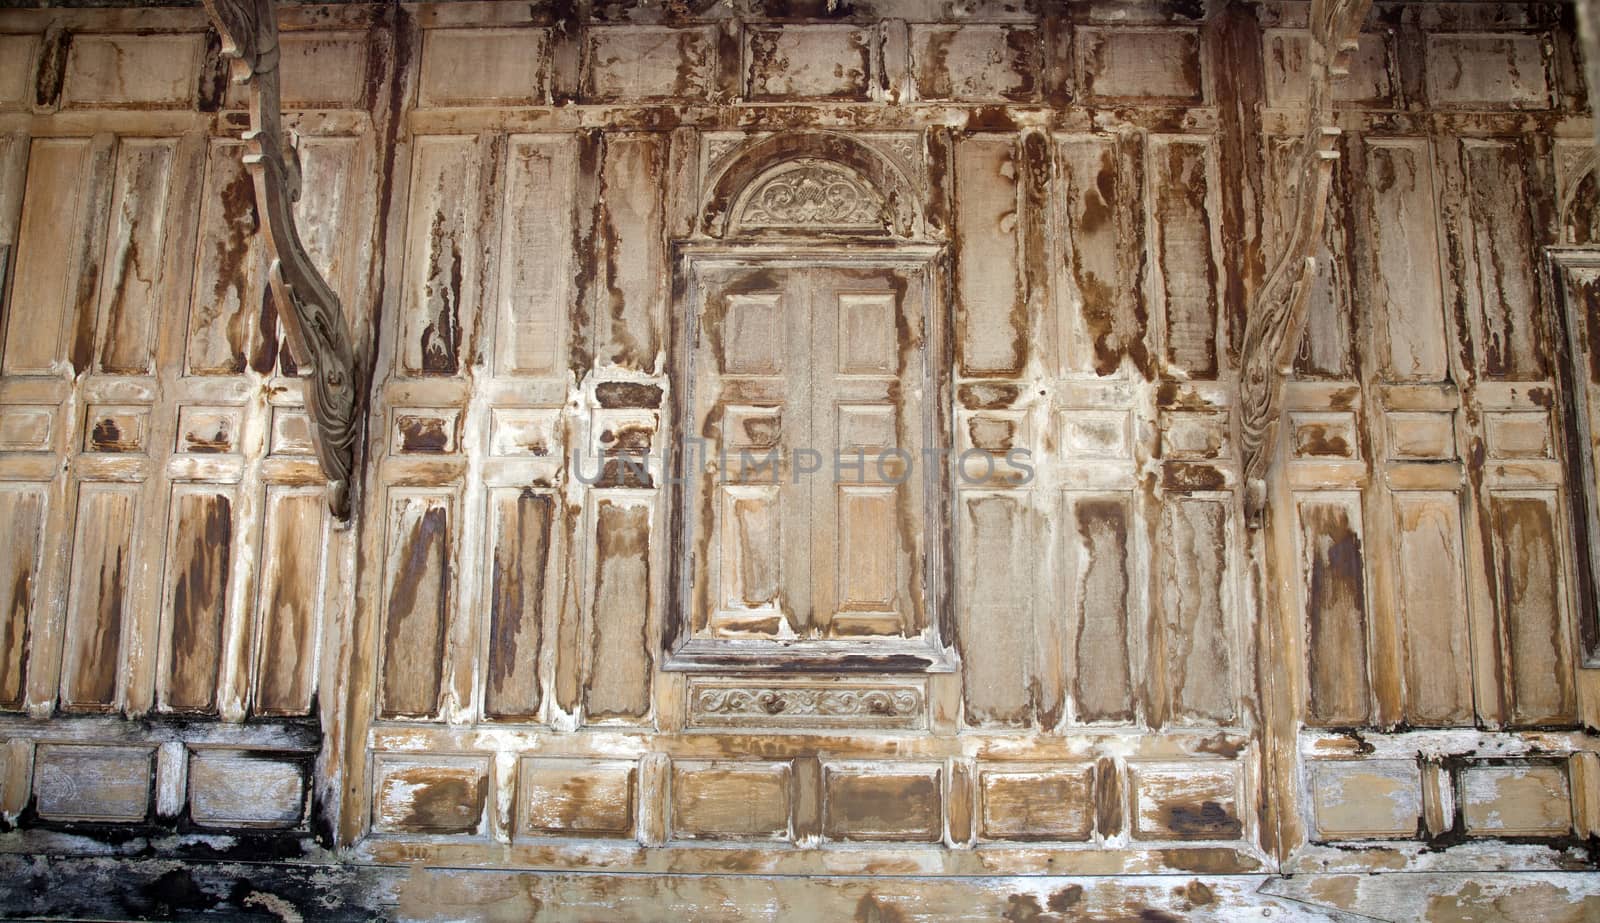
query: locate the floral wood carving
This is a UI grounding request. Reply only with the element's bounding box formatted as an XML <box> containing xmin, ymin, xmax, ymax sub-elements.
<box><xmin>1239</xmin><ymin>0</ymin><xmax>1373</xmax><ymax>522</ymax></box>
<box><xmin>733</xmin><ymin>160</ymin><xmax>890</xmax><ymax>232</ymax></box>
<box><xmin>202</xmin><ymin>0</ymin><xmax>363</xmax><ymax>520</ymax></box>
<box><xmin>687</xmin><ymin>680</ymin><xmax>925</xmax><ymax>728</ymax></box>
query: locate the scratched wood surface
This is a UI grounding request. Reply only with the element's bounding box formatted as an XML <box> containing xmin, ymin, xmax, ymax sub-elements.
<box><xmin>0</xmin><ymin>1</ymin><xmax>1595</xmax><ymax>907</ymax></box>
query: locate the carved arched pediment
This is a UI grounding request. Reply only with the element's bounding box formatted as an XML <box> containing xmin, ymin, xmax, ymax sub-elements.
<box><xmin>701</xmin><ymin>131</ymin><xmax>920</xmax><ymax>239</ymax></box>
<box><xmin>731</xmin><ymin>160</ymin><xmax>889</xmax><ymax>234</ymax></box>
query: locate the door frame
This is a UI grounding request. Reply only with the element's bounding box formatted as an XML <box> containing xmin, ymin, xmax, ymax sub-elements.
<box><xmin>663</xmin><ymin>240</ymin><xmax>956</xmax><ymax>673</ymax></box>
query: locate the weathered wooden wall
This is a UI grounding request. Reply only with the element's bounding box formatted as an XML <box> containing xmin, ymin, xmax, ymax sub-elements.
<box><xmin>0</xmin><ymin>0</ymin><xmax>1596</xmax><ymax>902</ymax></box>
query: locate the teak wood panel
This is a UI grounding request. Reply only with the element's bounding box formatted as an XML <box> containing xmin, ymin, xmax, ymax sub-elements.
<box><xmin>0</xmin><ymin>7</ymin><xmax>1593</xmax><ymax>878</ymax></box>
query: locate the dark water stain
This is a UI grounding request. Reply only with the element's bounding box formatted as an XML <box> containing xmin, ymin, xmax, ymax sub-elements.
<box><xmin>595</xmin><ymin>381</ymin><xmax>662</xmax><ymax>408</ymax></box>
<box><xmin>1161</xmin><ymin>799</ymin><xmax>1241</xmax><ymax>838</ymax></box>
<box><xmin>398</xmin><ymin>416</ymin><xmax>450</xmax><ymax>454</ymax></box>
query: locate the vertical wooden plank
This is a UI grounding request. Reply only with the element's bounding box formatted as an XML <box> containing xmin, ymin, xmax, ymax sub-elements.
<box><xmin>0</xmin><ymin>486</ymin><xmax>45</xmax><ymax>711</ymax></box>
<box><xmin>1489</xmin><ymin>493</ymin><xmax>1577</xmax><ymax>725</ymax></box>
<box><xmin>953</xmin><ymin>135</ymin><xmax>1024</xmax><ymax>376</ymax></box>
<box><xmin>159</xmin><ymin>487</ymin><xmax>233</xmax><ymax>713</ymax></box>
<box><xmin>1296</xmin><ymin>495</ymin><xmax>1372</xmax><ymax>726</ymax></box>
<box><xmin>1054</xmin><ymin>134</ymin><xmax>1146</xmax><ymax>378</ymax></box>
<box><xmin>378</xmin><ymin>493</ymin><xmax>454</xmax><ymax>719</ymax></box>
<box><xmin>1363</xmin><ymin>139</ymin><xmax>1448</xmax><ymax>382</ymax></box>
<box><xmin>97</xmin><ymin>138</ymin><xmax>176</xmax><ymax>375</ymax></box>
<box><xmin>597</xmin><ymin>133</ymin><xmax>666</xmax><ymax>373</ymax></box>
<box><xmin>1158</xmin><ymin>496</ymin><xmax>1236</xmax><ymax>724</ymax></box>
<box><xmin>494</xmin><ymin>135</ymin><xmax>574</xmax><ymax>379</ymax></box>
<box><xmin>1064</xmin><ymin>492</ymin><xmax>1137</xmax><ymax>724</ymax></box>
<box><xmin>253</xmin><ymin>489</ymin><xmax>325</xmax><ymax>716</ymax></box>
<box><xmin>1461</xmin><ymin>140</ymin><xmax>1545</xmax><ymax>381</ymax></box>
<box><xmin>3</xmin><ymin>138</ymin><xmax>90</xmax><ymax>374</ymax></box>
<box><xmin>484</xmin><ymin>489</ymin><xmax>554</xmax><ymax>719</ymax></box>
<box><xmin>1149</xmin><ymin>135</ymin><xmax>1221</xmax><ymax>379</ymax></box>
<box><xmin>186</xmin><ymin>139</ymin><xmax>261</xmax><ymax>376</ymax></box>
<box><xmin>1392</xmin><ymin>492</ymin><xmax>1474</xmax><ymax>725</ymax></box>
<box><xmin>60</xmin><ymin>483</ymin><xmax>138</xmax><ymax>711</ymax></box>
<box><xmin>958</xmin><ymin>493</ymin><xmax>1031</xmax><ymax>726</ymax></box>
<box><xmin>398</xmin><ymin>135</ymin><xmax>479</xmax><ymax>377</ymax></box>
<box><xmin>584</xmin><ymin>496</ymin><xmax>652</xmax><ymax>721</ymax></box>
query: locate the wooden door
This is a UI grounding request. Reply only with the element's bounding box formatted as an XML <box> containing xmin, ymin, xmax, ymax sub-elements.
<box><xmin>674</xmin><ymin>258</ymin><xmax>944</xmax><ymax>667</ymax></box>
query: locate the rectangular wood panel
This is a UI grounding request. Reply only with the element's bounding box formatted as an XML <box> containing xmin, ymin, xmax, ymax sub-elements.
<box><xmin>187</xmin><ymin>140</ymin><xmax>261</xmax><ymax>376</ymax></box>
<box><xmin>1064</xmin><ymin>492</ymin><xmax>1138</xmax><ymax>724</ymax></box>
<box><xmin>1157</xmin><ymin>496</ymin><xmax>1235</xmax><ymax>725</ymax></box>
<box><xmin>1054</xmin><ymin>135</ymin><xmax>1144</xmax><ymax>377</ymax></box>
<box><xmin>484</xmin><ymin>488</ymin><xmax>554</xmax><ymax>719</ymax></box>
<box><xmin>1297</xmin><ymin>495</ymin><xmax>1372</xmax><ymax>726</ymax></box>
<box><xmin>372</xmin><ymin>757</ymin><xmax>487</xmax><ymax>835</ymax></box>
<box><xmin>0</xmin><ymin>485</ymin><xmax>45</xmax><ymax>710</ymax></box>
<box><xmin>96</xmin><ymin>138</ymin><xmax>177</xmax><ymax>375</ymax></box>
<box><xmin>1462</xmin><ymin>140</ymin><xmax>1545</xmax><ymax>381</ymax></box>
<box><xmin>954</xmin><ymin>136</ymin><xmax>1024</xmax><ymax>376</ymax></box>
<box><xmin>585</xmin><ymin>497</ymin><xmax>652</xmax><ymax>721</ymax></box>
<box><xmin>670</xmin><ymin>762</ymin><xmax>792</xmax><ymax>840</ymax></box>
<box><xmin>822</xmin><ymin>765</ymin><xmax>942</xmax><ymax>842</ymax></box>
<box><xmin>379</xmin><ymin>493</ymin><xmax>454</xmax><ymax>719</ymax></box>
<box><xmin>398</xmin><ymin>136</ymin><xmax>479</xmax><ymax>376</ymax></box>
<box><xmin>3</xmin><ymin>138</ymin><xmax>93</xmax><ymax>375</ymax></box>
<box><xmin>494</xmin><ymin>135</ymin><xmax>574</xmax><ymax>378</ymax></box>
<box><xmin>1488</xmin><ymin>493</ymin><xmax>1576</xmax><ymax>725</ymax></box>
<box><xmin>160</xmin><ymin>487</ymin><xmax>234</xmax><ymax>713</ymax></box>
<box><xmin>61</xmin><ymin>483</ymin><xmax>139</xmax><ymax>710</ymax></box>
<box><xmin>597</xmin><ymin>133</ymin><xmax>666</xmax><ymax>372</ymax></box>
<box><xmin>1150</xmin><ymin>136</ymin><xmax>1220</xmax><ymax>377</ymax></box>
<box><xmin>958</xmin><ymin>493</ymin><xmax>1032</xmax><ymax>726</ymax></box>
<box><xmin>254</xmin><ymin>489</ymin><xmax>326</xmax><ymax>716</ymax></box>
<box><xmin>978</xmin><ymin>766</ymin><xmax>1094</xmax><ymax>841</ymax></box>
<box><xmin>1392</xmin><ymin>492</ymin><xmax>1474</xmax><ymax>725</ymax></box>
<box><xmin>1364</xmin><ymin>139</ymin><xmax>1448</xmax><ymax>382</ymax></box>
<box><xmin>517</xmin><ymin>759</ymin><xmax>635</xmax><ymax>837</ymax></box>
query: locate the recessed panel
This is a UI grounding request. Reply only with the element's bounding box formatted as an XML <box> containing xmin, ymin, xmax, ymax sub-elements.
<box><xmin>372</xmin><ymin>757</ymin><xmax>488</xmax><ymax>835</ymax></box>
<box><xmin>979</xmin><ymin>767</ymin><xmax>1095</xmax><ymax>841</ymax></box>
<box><xmin>822</xmin><ymin>765</ymin><xmax>942</xmax><ymax>842</ymax></box>
<box><xmin>720</xmin><ymin>294</ymin><xmax>782</xmax><ymax>375</ymax></box>
<box><xmin>517</xmin><ymin>759</ymin><xmax>636</xmax><ymax>838</ymax></box>
<box><xmin>175</xmin><ymin>406</ymin><xmax>240</xmax><ymax>454</ymax></box>
<box><xmin>837</xmin><ymin>487</ymin><xmax>897</xmax><ymax>614</ymax></box>
<box><xmin>837</xmin><ymin>404</ymin><xmax>896</xmax><ymax>454</ymax></box>
<box><xmin>718</xmin><ymin>486</ymin><xmax>783</xmax><ymax>619</ymax></box>
<box><xmin>837</xmin><ymin>294</ymin><xmax>897</xmax><ymax>375</ymax></box>
<box><xmin>1309</xmin><ymin>760</ymin><xmax>1422</xmax><ymax>839</ymax></box>
<box><xmin>671</xmin><ymin>762</ymin><xmax>792</xmax><ymax>840</ymax></box>
<box><xmin>84</xmin><ymin>407</ymin><xmax>149</xmax><ymax>453</ymax></box>
<box><xmin>1131</xmin><ymin>762</ymin><xmax>1243</xmax><ymax>841</ymax></box>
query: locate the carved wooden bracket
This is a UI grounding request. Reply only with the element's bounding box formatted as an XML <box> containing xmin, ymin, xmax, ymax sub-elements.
<box><xmin>1239</xmin><ymin>0</ymin><xmax>1373</xmax><ymax>521</ymax></box>
<box><xmin>202</xmin><ymin>0</ymin><xmax>364</xmax><ymax>520</ymax></box>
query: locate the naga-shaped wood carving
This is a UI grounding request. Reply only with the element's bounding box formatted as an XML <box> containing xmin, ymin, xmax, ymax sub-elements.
<box><xmin>1239</xmin><ymin>0</ymin><xmax>1373</xmax><ymax>521</ymax></box>
<box><xmin>202</xmin><ymin>0</ymin><xmax>363</xmax><ymax>520</ymax></box>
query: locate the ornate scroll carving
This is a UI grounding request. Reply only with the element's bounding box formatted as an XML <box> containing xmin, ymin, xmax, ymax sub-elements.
<box><xmin>733</xmin><ymin>161</ymin><xmax>890</xmax><ymax>232</ymax></box>
<box><xmin>686</xmin><ymin>679</ymin><xmax>926</xmax><ymax>729</ymax></box>
<box><xmin>1239</xmin><ymin>0</ymin><xmax>1373</xmax><ymax>521</ymax></box>
<box><xmin>202</xmin><ymin>0</ymin><xmax>363</xmax><ymax>520</ymax></box>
